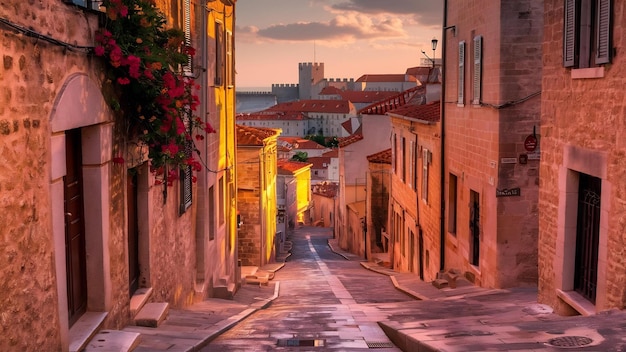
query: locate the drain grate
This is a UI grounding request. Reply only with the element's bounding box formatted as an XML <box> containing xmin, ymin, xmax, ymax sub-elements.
<box><xmin>546</xmin><ymin>336</ymin><xmax>593</xmax><ymax>348</ymax></box>
<box><xmin>366</xmin><ymin>341</ymin><xmax>395</xmax><ymax>348</ymax></box>
<box><xmin>276</xmin><ymin>338</ymin><xmax>325</xmax><ymax>347</ymax></box>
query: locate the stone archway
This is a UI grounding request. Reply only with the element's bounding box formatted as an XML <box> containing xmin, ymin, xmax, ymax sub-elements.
<box><xmin>48</xmin><ymin>73</ymin><xmax>113</xmax><ymax>347</ymax></box>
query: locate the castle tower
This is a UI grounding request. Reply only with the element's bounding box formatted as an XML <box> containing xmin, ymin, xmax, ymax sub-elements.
<box><xmin>298</xmin><ymin>62</ymin><xmax>324</xmax><ymax>99</ymax></box>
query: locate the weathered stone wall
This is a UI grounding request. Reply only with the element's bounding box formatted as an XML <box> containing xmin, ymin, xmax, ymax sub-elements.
<box><xmin>389</xmin><ymin>116</ymin><xmax>441</xmax><ymax>280</ymax></box>
<box><xmin>0</xmin><ymin>0</ymin><xmax>103</xmax><ymax>349</ymax></box>
<box><xmin>539</xmin><ymin>0</ymin><xmax>626</xmax><ymax>313</ymax></box>
<box><xmin>444</xmin><ymin>0</ymin><xmax>542</xmax><ymax>288</ymax></box>
<box><xmin>237</xmin><ymin>147</ymin><xmax>261</xmax><ymax>266</ymax></box>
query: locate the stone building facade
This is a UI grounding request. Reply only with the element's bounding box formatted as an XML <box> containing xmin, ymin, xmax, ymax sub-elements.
<box><xmin>0</xmin><ymin>0</ymin><xmax>238</xmax><ymax>350</ymax></box>
<box><xmin>442</xmin><ymin>0</ymin><xmax>543</xmax><ymax>288</ymax></box>
<box><xmin>539</xmin><ymin>0</ymin><xmax>626</xmax><ymax>315</ymax></box>
<box><xmin>388</xmin><ymin>101</ymin><xmax>441</xmax><ymax>280</ymax></box>
<box><xmin>236</xmin><ymin>124</ymin><xmax>280</xmax><ymax>266</ymax></box>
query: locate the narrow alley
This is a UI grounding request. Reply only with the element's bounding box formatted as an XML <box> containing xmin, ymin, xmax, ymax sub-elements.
<box><xmin>204</xmin><ymin>226</ymin><xmax>407</xmax><ymax>351</ymax></box>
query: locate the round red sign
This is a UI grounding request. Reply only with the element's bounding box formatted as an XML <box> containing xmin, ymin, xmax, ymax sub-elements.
<box><xmin>524</xmin><ymin>135</ymin><xmax>537</xmax><ymax>152</ymax></box>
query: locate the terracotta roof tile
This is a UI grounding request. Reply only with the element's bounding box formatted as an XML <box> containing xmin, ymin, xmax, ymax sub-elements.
<box><xmin>277</xmin><ymin>159</ymin><xmax>312</xmax><ymax>174</ymax></box>
<box><xmin>267</xmin><ymin>99</ymin><xmax>353</xmax><ymax>114</ymax></box>
<box><xmin>236</xmin><ymin>124</ymin><xmax>280</xmax><ymax>146</ymax></box>
<box><xmin>388</xmin><ymin>101</ymin><xmax>440</xmax><ymax>123</ymax></box>
<box><xmin>236</xmin><ymin>111</ymin><xmax>307</xmax><ymax>121</ymax></box>
<box><xmin>307</xmin><ymin>156</ymin><xmax>331</xmax><ymax>169</ymax></box>
<box><xmin>355</xmin><ymin>74</ymin><xmax>417</xmax><ymax>83</ymax></box>
<box><xmin>338</xmin><ymin>134</ymin><xmax>364</xmax><ymax>147</ymax></box>
<box><xmin>322</xmin><ymin>149</ymin><xmax>339</xmax><ymax>158</ymax></box>
<box><xmin>358</xmin><ymin>86</ymin><xmax>426</xmax><ymax>115</ymax></box>
<box><xmin>312</xmin><ymin>182</ymin><xmax>338</xmax><ymax>198</ymax></box>
<box><xmin>367</xmin><ymin>148</ymin><xmax>392</xmax><ymax>164</ymax></box>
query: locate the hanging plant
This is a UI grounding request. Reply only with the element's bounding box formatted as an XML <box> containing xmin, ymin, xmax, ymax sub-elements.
<box><xmin>94</xmin><ymin>0</ymin><xmax>213</xmax><ymax>185</ymax></box>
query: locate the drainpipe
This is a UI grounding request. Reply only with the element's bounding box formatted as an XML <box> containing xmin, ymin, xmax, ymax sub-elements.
<box><xmin>439</xmin><ymin>0</ymin><xmax>449</xmax><ymax>273</ymax></box>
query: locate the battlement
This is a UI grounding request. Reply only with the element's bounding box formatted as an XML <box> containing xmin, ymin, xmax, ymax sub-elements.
<box><xmin>299</xmin><ymin>62</ymin><xmax>324</xmax><ymax>69</ymax></box>
<box><xmin>272</xmin><ymin>83</ymin><xmax>299</xmax><ymax>88</ymax></box>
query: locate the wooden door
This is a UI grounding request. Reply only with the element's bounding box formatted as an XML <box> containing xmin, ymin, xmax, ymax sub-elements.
<box><xmin>64</xmin><ymin>129</ymin><xmax>87</xmax><ymax>327</ymax></box>
<box><xmin>127</xmin><ymin>170</ymin><xmax>140</xmax><ymax>296</ymax></box>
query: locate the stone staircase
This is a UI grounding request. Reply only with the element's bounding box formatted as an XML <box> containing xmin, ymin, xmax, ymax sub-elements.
<box><xmin>80</xmin><ymin>287</ymin><xmax>169</xmax><ymax>352</ymax></box>
<box><xmin>213</xmin><ymin>276</ymin><xmax>237</xmax><ymax>299</ymax></box>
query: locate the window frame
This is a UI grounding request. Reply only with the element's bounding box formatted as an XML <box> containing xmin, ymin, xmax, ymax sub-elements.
<box><xmin>472</xmin><ymin>35</ymin><xmax>482</xmax><ymax>105</ymax></box>
<box><xmin>563</xmin><ymin>0</ymin><xmax>612</xmax><ymax>68</ymax></box>
<box><xmin>457</xmin><ymin>41</ymin><xmax>465</xmax><ymax>105</ymax></box>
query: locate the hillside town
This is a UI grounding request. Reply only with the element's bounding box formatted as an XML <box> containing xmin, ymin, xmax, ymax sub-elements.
<box><xmin>1</xmin><ymin>0</ymin><xmax>626</xmax><ymax>351</ymax></box>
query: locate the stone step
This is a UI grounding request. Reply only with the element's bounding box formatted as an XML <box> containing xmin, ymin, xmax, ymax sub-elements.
<box><xmin>129</xmin><ymin>287</ymin><xmax>153</xmax><ymax>317</ymax></box>
<box><xmin>214</xmin><ymin>282</ymin><xmax>236</xmax><ymax>299</ymax></box>
<box><xmin>84</xmin><ymin>330</ymin><xmax>141</xmax><ymax>352</ymax></box>
<box><xmin>134</xmin><ymin>302</ymin><xmax>169</xmax><ymax>328</ymax></box>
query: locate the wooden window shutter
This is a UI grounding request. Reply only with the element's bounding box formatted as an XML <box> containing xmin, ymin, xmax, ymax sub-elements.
<box><xmin>563</xmin><ymin>0</ymin><xmax>577</xmax><ymax>67</ymax></box>
<box><xmin>183</xmin><ymin>0</ymin><xmax>193</xmax><ymax>75</ymax></box>
<box><xmin>472</xmin><ymin>35</ymin><xmax>482</xmax><ymax>105</ymax></box>
<box><xmin>215</xmin><ymin>22</ymin><xmax>225</xmax><ymax>86</ymax></box>
<box><xmin>595</xmin><ymin>0</ymin><xmax>611</xmax><ymax>64</ymax></box>
<box><xmin>458</xmin><ymin>41</ymin><xmax>465</xmax><ymax>105</ymax></box>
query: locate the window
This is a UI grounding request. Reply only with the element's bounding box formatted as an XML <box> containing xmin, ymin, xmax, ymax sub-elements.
<box><xmin>401</xmin><ymin>137</ymin><xmax>406</xmax><ymax>182</ymax></box>
<box><xmin>413</xmin><ymin>140</ymin><xmax>419</xmax><ymax>190</ymax></box>
<box><xmin>422</xmin><ymin>149</ymin><xmax>430</xmax><ymax>203</ymax></box>
<box><xmin>208</xmin><ymin>186</ymin><xmax>215</xmax><ymax>240</ymax></box>
<box><xmin>472</xmin><ymin>35</ymin><xmax>482</xmax><ymax>105</ymax></box>
<box><xmin>219</xmin><ymin>176</ymin><xmax>225</xmax><ymax>225</ymax></box>
<box><xmin>183</xmin><ymin>0</ymin><xmax>192</xmax><ymax>75</ymax></box>
<box><xmin>457</xmin><ymin>41</ymin><xmax>465</xmax><ymax>105</ymax></box>
<box><xmin>215</xmin><ymin>22</ymin><xmax>224</xmax><ymax>86</ymax></box>
<box><xmin>563</xmin><ymin>0</ymin><xmax>612</xmax><ymax>68</ymax></box>
<box><xmin>226</xmin><ymin>31</ymin><xmax>233</xmax><ymax>87</ymax></box>
<box><xmin>179</xmin><ymin>111</ymin><xmax>193</xmax><ymax>214</ymax></box>
<box><xmin>408</xmin><ymin>140</ymin><xmax>414</xmax><ymax>189</ymax></box>
<box><xmin>448</xmin><ymin>173</ymin><xmax>458</xmax><ymax>234</ymax></box>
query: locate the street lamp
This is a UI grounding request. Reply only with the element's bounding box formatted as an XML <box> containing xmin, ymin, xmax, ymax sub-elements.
<box><xmin>431</xmin><ymin>38</ymin><xmax>438</xmax><ymax>68</ymax></box>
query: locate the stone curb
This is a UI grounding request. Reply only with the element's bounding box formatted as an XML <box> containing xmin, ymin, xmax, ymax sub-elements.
<box><xmin>187</xmin><ymin>281</ymin><xmax>281</xmax><ymax>352</ymax></box>
<box><xmin>327</xmin><ymin>239</ymin><xmax>430</xmax><ymax>301</ymax></box>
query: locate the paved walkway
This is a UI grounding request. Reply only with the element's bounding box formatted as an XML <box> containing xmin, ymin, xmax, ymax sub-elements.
<box><xmin>118</xmin><ymin>226</ymin><xmax>626</xmax><ymax>351</ymax></box>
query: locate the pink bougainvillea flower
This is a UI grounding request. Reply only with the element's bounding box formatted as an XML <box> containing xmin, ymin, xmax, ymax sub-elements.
<box><xmin>94</xmin><ymin>46</ymin><xmax>105</xmax><ymax>56</ymax></box>
<box><xmin>112</xmin><ymin>156</ymin><xmax>125</xmax><ymax>164</ymax></box>
<box><xmin>117</xmin><ymin>77</ymin><xmax>131</xmax><ymax>85</ymax></box>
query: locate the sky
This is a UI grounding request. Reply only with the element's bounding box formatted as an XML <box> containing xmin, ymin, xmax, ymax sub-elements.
<box><xmin>235</xmin><ymin>0</ymin><xmax>444</xmax><ymax>89</ymax></box>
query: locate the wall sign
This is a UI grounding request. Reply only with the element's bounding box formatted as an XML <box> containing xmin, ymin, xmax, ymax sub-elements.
<box><xmin>496</xmin><ymin>187</ymin><xmax>521</xmax><ymax>197</ymax></box>
<box><xmin>524</xmin><ymin>134</ymin><xmax>537</xmax><ymax>152</ymax></box>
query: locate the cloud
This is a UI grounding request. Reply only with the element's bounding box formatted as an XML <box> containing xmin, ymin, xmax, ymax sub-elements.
<box><xmin>331</xmin><ymin>0</ymin><xmax>443</xmax><ymax>27</ymax></box>
<box><xmin>252</xmin><ymin>13</ymin><xmax>406</xmax><ymax>43</ymax></box>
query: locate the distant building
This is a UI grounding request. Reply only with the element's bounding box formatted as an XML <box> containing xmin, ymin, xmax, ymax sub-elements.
<box><xmin>236</xmin><ymin>125</ymin><xmax>281</xmax><ymax>267</ymax></box>
<box><xmin>277</xmin><ymin>160</ymin><xmax>313</xmax><ymax>226</ymax></box>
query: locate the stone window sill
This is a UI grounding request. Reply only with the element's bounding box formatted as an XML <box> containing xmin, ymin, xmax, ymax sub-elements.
<box><xmin>571</xmin><ymin>67</ymin><xmax>605</xmax><ymax>79</ymax></box>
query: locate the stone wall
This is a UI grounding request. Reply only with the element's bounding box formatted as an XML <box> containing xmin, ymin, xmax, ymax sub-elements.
<box><xmin>444</xmin><ymin>0</ymin><xmax>542</xmax><ymax>288</ymax></box>
<box><xmin>539</xmin><ymin>0</ymin><xmax>626</xmax><ymax>313</ymax></box>
<box><xmin>237</xmin><ymin>147</ymin><xmax>262</xmax><ymax>266</ymax></box>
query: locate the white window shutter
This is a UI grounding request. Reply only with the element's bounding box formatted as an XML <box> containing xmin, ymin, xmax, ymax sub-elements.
<box><xmin>472</xmin><ymin>36</ymin><xmax>482</xmax><ymax>105</ymax></box>
<box><xmin>183</xmin><ymin>0</ymin><xmax>192</xmax><ymax>74</ymax></box>
<box><xmin>458</xmin><ymin>41</ymin><xmax>465</xmax><ymax>105</ymax></box>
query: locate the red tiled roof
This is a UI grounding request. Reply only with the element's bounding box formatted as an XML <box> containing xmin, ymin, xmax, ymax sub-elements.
<box><xmin>358</xmin><ymin>86</ymin><xmax>426</xmax><ymax>115</ymax></box>
<box><xmin>278</xmin><ymin>137</ymin><xmax>326</xmax><ymax>150</ymax></box>
<box><xmin>322</xmin><ymin>149</ymin><xmax>338</xmax><ymax>158</ymax></box>
<box><xmin>367</xmin><ymin>148</ymin><xmax>392</xmax><ymax>164</ymax></box>
<box><xmin>307</xmin><ymin>156</ymin><xmax>330</xmax><ymax>169</ymax></box>
<box><xmin>267</xmin><ymin>100</ymin><xmax>353</xmax><ymax>114</ymax></box>
<box><xmin>388</xmin><ymin>100</ymin><xmax>440</xmax><ymax>123</ymax></box>
<box><xmin>312</xmin><ymin>182</ymin><xmax>338</xmax><ymax>198</ymax></box>
<box><xmin>236</xmin><ymin>111</ymin><xmax>307</xmax><ymax>121</ymax></box>
<box><xmin>277</xmin><ymin>159</ymin><xmax>312</xmax><ymax>174</ymax></box>
<box><xmin>338</xmin><ymin>90</ymin><xmax>398</xmax><ymax>103</ymax></box>
<box><xmin>355</xmin><ymin>74</ymin><xmax>417</xmax><ymax>83</ymax></box>
<box><xmin>319</xmin><ymin>86</ymin><xmax>343</xmax><ymax>95</ymax></box>
<box><xmin>236</xmin><ymin>124</ymin><xmax>280</xmax><ymax>146</ymax></box>
<box><xmin>338</xmin><ymin>134</ymin><xmax>364</xmax><ymax>147</ymax></box>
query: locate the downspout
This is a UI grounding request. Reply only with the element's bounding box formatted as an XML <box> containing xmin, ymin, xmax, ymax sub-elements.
<box><xmin>439</xmin><ymin>0</ymin><xmax>449</xmax><ymax>273</ymax></box>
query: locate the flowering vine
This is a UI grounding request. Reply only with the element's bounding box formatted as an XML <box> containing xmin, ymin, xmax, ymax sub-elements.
<box><xmin>95</xmin><ymin>0</ymin><xmax>214</xmax><ymax>185</ymax></box>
